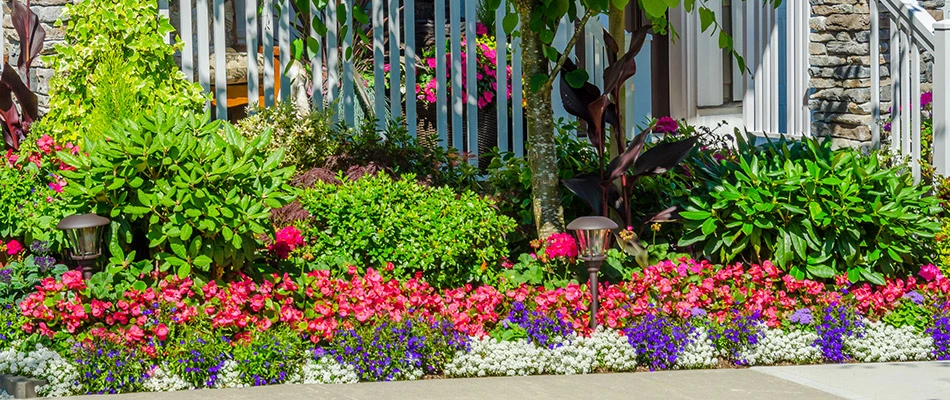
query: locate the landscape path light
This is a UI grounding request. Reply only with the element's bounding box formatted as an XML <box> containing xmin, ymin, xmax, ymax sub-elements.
<box><xmin>57</xmin><ymin>213</ymin><xmax>110</xmax><ymax>279</ymax></box>
<box><xmin>567</xmin><ymin>216</ymin><xmax>618</xmax><ymax>329</ymax></box>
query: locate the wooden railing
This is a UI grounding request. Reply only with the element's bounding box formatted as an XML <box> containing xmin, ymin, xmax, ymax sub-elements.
<box><xmin>870</xmin><ymin>0</ymin><xmax>950</xmax><ymax>182</ymax></box>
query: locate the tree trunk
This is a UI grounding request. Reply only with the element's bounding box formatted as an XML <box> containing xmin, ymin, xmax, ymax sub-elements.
<box><xmin>608</xmin><ymin>4</ymin><xmax>626</xmax><ymax>159</ymax></box>
<box><xmin>517</xmin><ymin>4</ymin><xmax>565</xmax><ymax>240</ymax></box>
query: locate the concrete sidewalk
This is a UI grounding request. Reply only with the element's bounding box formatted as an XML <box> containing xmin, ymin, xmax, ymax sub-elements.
<box><xmin>73</xmin><ymin>361</ymin><xmax>950</xmax><ymax>400</ymax></box>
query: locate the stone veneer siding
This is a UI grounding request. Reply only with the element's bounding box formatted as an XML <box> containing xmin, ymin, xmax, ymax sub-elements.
<box><xmin>809</xmin><ymin>0</ymin><xmax>944</xmax><ymax>148</ymax></box>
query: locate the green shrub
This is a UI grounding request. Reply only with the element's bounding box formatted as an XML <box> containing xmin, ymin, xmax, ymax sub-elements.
<box><xmin>680</xmin><ymin>135</ymin><xmax>941</xmax><ymax>283</ymax></box>
<box><xmin>58</xmin><ymin>106</ymin><xmax>295</xmax><ymax>277</ymax></box>
<box><xmin>237</xmin><ymin>102</ymin><xmax>338</xmax><ymax>169</ymax></box>
<box><xmin>36</xmin><ymin>0</ymin><xmax>206</xmax><ymax>142</ymax></box>
<box><xmin>0</xmin><ymin>148</ymin><xmax>71</xmax><ymax>251</ymax></box>
<box><xmin>297</xmin><ymin>174</ymin><xmax>514</xmax><ymax>287</ymax></box>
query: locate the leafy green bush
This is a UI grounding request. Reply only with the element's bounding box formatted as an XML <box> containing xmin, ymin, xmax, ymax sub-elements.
<box><xmin>0</xmin><ymin>160</ymin><xmax>69</xmax><ymax>249</ymax></box>
<box><xmin>297</xmin><ymin>173</ymin><xmax>514</xmax><ymax>287</ymax></box>
<box><xmin>36</xmin><ymin>0</ymin><xmax>205</xmax><ymax>142</ymax></box>
<box><xmin>58</xmin><ymin>106</ymin><xmax>295</xmax><ymax>277</ymax></box>
<box><xmin>237</xmin><ymin>102</ymin><xmax>338</xmax><ymax>169</ymax></box>
<box><xmin>0</xmin><ymin>241</ymin><xmax>68</xmax><ymax>305</ymax></box>
<box><xmin>680</xmin><ymin>135</ymin><xmax>941</xmax><ymax>283</ymax></box>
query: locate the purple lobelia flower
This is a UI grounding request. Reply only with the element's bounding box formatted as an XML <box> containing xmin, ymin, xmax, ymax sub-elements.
<box><xmin>624</xmin><ymin>314</ymin><xmax>693</xmax><ymax>371</ymax></box>
<box><xmin>927</xmin><ymin>312</ymin><xmax>950</xmax><ymax>360</ymax></box>
<box><xmin>690</xmin><ymin>307</ymin><xmax>707</xmax><ymax>318</ymax></box>
<box><xmin>0</xmin><ymin>268</ymin><xmax>11</xmax><ymax>285</ymax></box>
<box><xmin>506</xmin><ymin>302</ymin><xmax>574</xmax><ymax>349</ymax></box>
<box><xmin>813</xmin><ymin>305</ymin><xmax>863</xmax><ymax>363</ymax></box>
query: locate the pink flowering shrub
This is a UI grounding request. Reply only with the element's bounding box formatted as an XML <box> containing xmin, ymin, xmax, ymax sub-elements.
<box><xmin>17</xmin><ymin>259</ymin><xmax>950</xmax><ymax>352</ymax></box>
<box><xmin>268</xmin><ymin>226</ymin><xmax>304</xmax><ymax>259</ymax></box>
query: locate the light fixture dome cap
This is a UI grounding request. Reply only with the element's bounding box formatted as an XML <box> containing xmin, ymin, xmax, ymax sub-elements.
<box><xmin>567</xmin><ymin>216</ymin><xmax>619</xmax><ymax>231</ymax></box>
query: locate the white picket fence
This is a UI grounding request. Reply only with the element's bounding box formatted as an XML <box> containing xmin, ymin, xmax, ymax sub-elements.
<box><xmin>870</xmin><ymin>0</ymin><xmax>950</xmax><ymax>182</ymax></box>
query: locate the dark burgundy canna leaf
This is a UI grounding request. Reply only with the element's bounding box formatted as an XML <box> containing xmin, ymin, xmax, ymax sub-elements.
<box><xmin>559</xmin><ymin>59</ymin><xmax>602</xmax><ymax>123</ymax></box>
<box><xmin>587</xmin><ymin>94</ymin><xmax>612</xmax><ymax>138</ymax></box>
<box><xmin>11</xmin><ymin>0</ymin><xmax>46</xmax><ymax>77</ymax></box>
<box><xmin>562</xmin><ymin>173</ymin><xmax>604</xmax><ymax>215</ymax></box>
<box><xmin>628</xmin><ymin>24</ymin><xmax>651</xmax><ymax>58</ymax></box>
<box><xmin>0</xmin><ymin>63</ymin><xmax>37</xmax><ymax>150</ymax></box>
<box><xmin>643</xmin><ymin>206</ymin><xmax>682</xmax><ymax>224</ymax></box>
<box><xmin>632</xmin><ymin>136</ymin><xmax>699</xmax><ymax>177</ymax></box>
<box><xmin>602</xmin><ymin>50</ymin><xmax>637</xmax><ymax>98</ymax></box>
<box><xmin>605</xmin><ymin>128</ymin><xmax>649</xmax><ymax>181</ymax></box>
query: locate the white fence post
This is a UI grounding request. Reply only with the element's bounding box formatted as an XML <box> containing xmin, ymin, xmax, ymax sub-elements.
<box><xmin>933</xmin><ymin>20</ymin><xmax>950</xmax><ymax>176</ymax></box>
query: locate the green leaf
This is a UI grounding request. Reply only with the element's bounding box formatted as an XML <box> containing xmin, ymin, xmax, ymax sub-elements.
<box><xmin>177</xmin><ymin>263</ymin><xmax>191</xmax><ymax>279</ymax></box>
<box><xmin>529</xmin><ymin>73</ymin><xmax>547</xmax><ymax>92</ymax></box>
<box><xmin>806</xmin><ymin>264</ymin><xmax>835</xmax><ymax>279</ymax></box>
<box><xmin>565</xmin><ymin>68</ymin><xmax>589</xmax><ymax>89</ymax></box>
<box><xmin>503</xmin><ymin>14</ymin><xmax>519</xmax><ymax>35</ymax></box>
<box><xmin>699</xmin><ymin>7</ymin><xmax>716</xmax><ymax>31</ymax></box>
<box><xmin>679</xmin><ymin>210</ymin><xmax>712</xmax><ymax>220</ymax></box>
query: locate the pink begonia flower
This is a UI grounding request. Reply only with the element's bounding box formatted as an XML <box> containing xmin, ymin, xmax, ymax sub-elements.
<box><xmin>922</xmin><ymin>92</ymin><xmax>933</xmax><ymax>108</ymax></box>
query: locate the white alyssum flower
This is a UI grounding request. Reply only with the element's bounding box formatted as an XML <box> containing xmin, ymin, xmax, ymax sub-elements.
<box><xmin>0</xmin><ymin>344</ymin><xmax>79</xmax><ymax>397</ymax></box>
<box><xmin>446</xmin><ymin>328</ymin><xmax>637</xmax><ymax>378</ymax></box>
<box><xmin>140</xmin><ymin>364</ymin><xmax>192</xmax><ymax>392</ymax></box>
<box><xmin>845</xmin><ymin>320</ymin><xmax>934</xmax><ymax>363</ymax></box>
<box><xmin>675</xmin><ymin>326</ymin><xmax>717</xmax><ymax>369</ymax></box>
<box><xmin>0</xmin><ymin>389</ymin><xmax>13</xmax><ymax>399</ymax></box>
<box><xmin>212</xmin><ymin>360</ymin><xmax>247</xmax><ymax>389</ymax></box>
<box><xmin>740</xmin><ymin>327</ymin><xmax>822</xmax><ymax>366</ymax></box>
<box><xmin>299</xmin><ymin>357</ymin><xmax>360</xmax><ymax>384</ymax></box>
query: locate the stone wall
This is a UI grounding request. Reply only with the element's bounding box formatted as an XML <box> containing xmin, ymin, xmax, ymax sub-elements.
<box><xmin>809</xmin><ymin>0</ymin><xmax>944</xmax><ymax>148</ymax></box>
<box><xmin>2</xmin><ymin>0</ymin><xmax>74</xmax><ymax>112</ymax></box>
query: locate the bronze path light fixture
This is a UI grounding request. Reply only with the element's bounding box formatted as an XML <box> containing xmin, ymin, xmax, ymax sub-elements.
<box><xmin>57</xmin><ymin>214</ymin><xmax>110</xmax><ymax>279</ymax></box>
<box><xmin>567</xmin><ymin>216</ymin><xmax>618</xmax><ymax>329</ymax></box>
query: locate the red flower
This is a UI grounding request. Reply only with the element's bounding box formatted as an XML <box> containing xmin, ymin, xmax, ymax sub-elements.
<box><xmin>61</xmin><ymin>270</ymin><xmax>86</xmax><ymax>291</ymax></box>
<box><xmin>654</xmin><ymin>116</ymin><xmax>679</xmax><ymax>134</ymax></box>
<box><xmin>127</xmin><ymin>325</ymin><xmax>145</xmax><ymax>342</ymax></box>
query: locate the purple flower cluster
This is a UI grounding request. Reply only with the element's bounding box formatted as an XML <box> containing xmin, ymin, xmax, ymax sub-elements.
<box><xmin>927</xmin><ymin>313</ymin><xmax>950</xmax><ymax>360</ymax></box>
<box><xmin>505</xmin><ymin>302</ymin><xmax>574</xmax><ymax>349</ymax></box>
<box><xmin>690</xmin><ymin>307</ymin><xmax>707</xmax><ymax>318</ymax></box>
<box><xmin>902</xmin><ymin>291</ymin><xmax>925</xmax><ymax>305</ymax></box>
<box><xmin>624</xmin><ymin>314</ymin><xmax>693</xmax><ymax>371</ymax></box>
<box><xmin>711</xmin><ymin>311</ymin><xmax>764</xmax><ymax>365</ymax></box>
<box><xmin>73</xmin><ymin>343</ymin><xmax>145</xmax><ymax>395</ymax></box>
<box><xmin>789</xmin><ymin>308</ymin><xmax>814</xmax><ymax>325</ymax></box>
<box><xmin>813</xmin><ymin>305</ymin><xmax>864</xmax><ymax>363</ymax></box>
<box><xmin>0</xmin><ymin>268</ymin><xmax>11</xmax><ymax>285</ymax></box>
<box><xmin>166</xmin><ymin>336</ymin><xmax>230</xmax><ymax>388</ymax></box>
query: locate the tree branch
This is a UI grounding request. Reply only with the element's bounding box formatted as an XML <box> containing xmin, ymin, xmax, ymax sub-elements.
<box><xmin>543</xmin><ymin>8</ymin><xmax>596</xmax><ymax>90</ymax></box>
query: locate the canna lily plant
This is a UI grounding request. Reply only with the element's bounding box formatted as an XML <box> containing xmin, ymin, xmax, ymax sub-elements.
<box><xmin>0</xmin><ymin>0</ymin><xmax>45</xmax><ymax>150</ymax></box>
<box><xmin>558</xmin><ymin>26</ymin><xmax>697</xmax><ymax>263</ymax></box>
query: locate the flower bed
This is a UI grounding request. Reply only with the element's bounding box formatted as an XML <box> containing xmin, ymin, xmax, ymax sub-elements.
<box><xmin>1</xmin><ymin>259</ymin><xmax>949</xmax><ymax>395</ymax></box>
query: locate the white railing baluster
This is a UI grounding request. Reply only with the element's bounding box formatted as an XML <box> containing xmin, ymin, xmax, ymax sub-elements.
<box><xmin>911</xmin><ymin>40</ymin><xmax>921</xmax><ymax>182</ymax></box>
<box><xmin>197</xmin><ymin>0</ymin><xmax>211</xmax><ymax>112</ymax></box>
<box><xmin>311</xmin><ymin>3</ymin><xmax>323</xmax><ymax>109</ymax></box>
<box><xmin>901</xmin><ymin>28</ymin><xmax>911</xmax><ymax>158</ymax></box>
<box><xmin>450</xmin><ymin>2</ymin><xmax>463</xmax><ymax>149</ymax></box>
<box><xmin>181</xmin><ymin>0</ymin><xmax>194</xmax><ymax>82</ymax></box>
<box><xmin>389</xmin><ymin>0</ymin><xmax>402</xmax><ymax>119</ymax></box>
<box><xmin>372</xmin><ymin>0</ymin><xmax>385</xmax><ymax>129</ymax></box>
<box><xmin>465</xmin><ymin>0</ymin><xmax>477</xmax><ymax>160</ymax></box>
<box><xmin>326</xmin><ymin>4</ymin><xmax>339</xmax><ymax>117</ymax></box>
<box><xmin>435</xmin><ymin>0</ymin><xmax>448</xmax><ymax>146</ymax></box>
<box><xmin>343</xmin><ymin>1</ymin><xmax>355</xmax><ymax>126</ymax></box>
<box><xmin>890</xmin><ymin>19</ymin><xmax>901</xmax><ymax>151</ymax></box>
<box><xmin>213</xmin><ymin>0</ymin><xmax>228</xmax><ymax>120</ymax></box>
<box><xmin>404</xmin><ymin>0</ymin><xmax>417</xmax><ymax>137</ymax></box>
<box><xmin>495</xmin><ymin>2</ymin><xmax>509</xmax><ymax>153</ymax></box>
<box><xmin>262</xmin><ymin>0</ymin><xmax>275</xmax><ymax>107</ymax></box>
<box><xmin>279</xmin><ymin>0</ymin><xmax>291</xmax><ymax>102</ymax></box>
<box><xmin>246</xmin><ymin>0</ymin><xmax>259</xmax><ymax>113</ymax></box>
<box><xmin>933</xmin><ymin>19</ymin><xmax>950</xmax><ymax>176</ymax></box>
<box><xmin>871</xmin><ymin>0</ymin><xmax>880</xmax><ymax>148</ymax></box>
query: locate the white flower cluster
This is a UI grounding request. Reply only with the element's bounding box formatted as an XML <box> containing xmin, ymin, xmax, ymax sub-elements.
<box><xmin>212</xmin><ymin>360</ymin><xmax>247</xmax><ymax>389</ymax></box>
<box><xmin>675</xmin><ymin>326</ymin><xmax>717</xmax><ymax>369</ymax></box>
<box><xmin>140</xmin><ymin>365</ymin><xmax>192</xmax><ymax>393</ymax></box>
<box><xmin>446</xmin><ymin>328</ymin><xmax>637</xmax><ymax>378</ymax></box>
<box><xmin>0</xmin><ymin>344</ymin><xmax>79</xmax><ymax>397</ymax></box>
<box><xmin>299</xmin><ymin>357</ymin><xmax>360</xmax><ymax>384</ymax></box>
<box><xmin>0</xmin><ymin>390</ymin><xmax>12</xmax><ymax>399</ymax></box>
<box><xmin>845</xmin><ymin>321</ymin><xmax>934</xmax><ymax>363</ymax></box>
<box><xmin>740</xmin><ymin>327</ymin><xmax>822</xmax><ymax>366</ymax></box>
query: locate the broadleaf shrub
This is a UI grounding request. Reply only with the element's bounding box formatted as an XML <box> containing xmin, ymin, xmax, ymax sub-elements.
<box><xmin>58</xmin><ymin>106</ymin><xmax>295</xmax><ymax>276</ymax></box>
<box><xmin>680</xmin><ymin>135</ymin><xmax>941</xmax><ymax>282</ymax></box>
<box><xmin>297</xmin><ymin>174</ymin><xmax>514</xmax><ymax>287</ymax></box>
